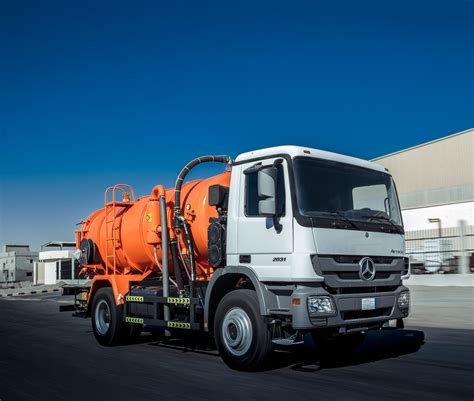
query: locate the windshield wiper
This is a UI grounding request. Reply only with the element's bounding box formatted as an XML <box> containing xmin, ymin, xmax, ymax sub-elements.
<box><xmin>323</xmin><ymin>211</ymin><xmax>360</xmax><ymax>230</ymax></box>
<box><xmin>363</xmin><ymin>213</ymin><xmax>401</xmax><ymax>233</ymax></box>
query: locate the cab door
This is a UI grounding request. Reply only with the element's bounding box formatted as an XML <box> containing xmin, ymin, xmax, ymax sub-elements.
<box><xmin>236</xmin><ymin>157</ymin><xmax>293</xmax><ymax>281</ymax></box>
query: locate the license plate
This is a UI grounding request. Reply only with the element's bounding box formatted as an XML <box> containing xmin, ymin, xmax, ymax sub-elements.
<box><xmin>362</xmin><ymin>298</ymin><xmax>376</xmax><ymax>310</ymax></box>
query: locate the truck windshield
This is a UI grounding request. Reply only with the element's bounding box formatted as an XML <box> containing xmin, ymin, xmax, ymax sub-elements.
<box><xmin>293</xmin><ymin>157</ymin><xmax>403</xmax><ymax>230</ymax></box>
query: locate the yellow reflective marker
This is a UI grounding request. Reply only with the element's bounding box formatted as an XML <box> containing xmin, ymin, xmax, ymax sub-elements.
<box><xmin>125</xmin><ymin>295</ymin><xmax>144</xmax><ymax>302</ymax></box>
<box><xmin>167</xmin><ymin>297</ymin><xmax>190</xmax><ymax>304</ymax></box>
<box><xmin>125</xmin><ymin>317</ymin><xmax>144</xmax><ymax>324</ymax></box>
<box><xmin>167</xmin><ymin>321</ymin><xmax>191</xmax><ymax>329</ymax></box>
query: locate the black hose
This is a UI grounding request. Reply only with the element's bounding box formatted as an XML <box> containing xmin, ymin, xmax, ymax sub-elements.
<box><xmin>173</xmin><ymin>155</ymin><xmax>231</xmax><ymax>297</ymax></box>
<box><xmin>169</xmin><ymin>240</ymin><xmax>184</xmax><ymax>290</ymax></box>
<box><xmin>181</xmin><ymin>219</ymin><xmax>196</xmax><ymax>282</ymax></box>
<box><xmin>174</xmin><ymin>155</ymin><xmax>231</xmax><ymax>224</ymax></box>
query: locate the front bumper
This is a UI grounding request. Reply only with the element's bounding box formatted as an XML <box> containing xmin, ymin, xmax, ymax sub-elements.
<box><xmin>291</xmin><ymin>285</ymin><xmax>409</xmax><ymax>330</ymax></box>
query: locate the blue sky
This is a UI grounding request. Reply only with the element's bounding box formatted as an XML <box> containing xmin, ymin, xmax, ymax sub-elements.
<box><xmin>0</xmin><ymin>0</ymin><xmax>472</xmax><ymax>249</ymax></box>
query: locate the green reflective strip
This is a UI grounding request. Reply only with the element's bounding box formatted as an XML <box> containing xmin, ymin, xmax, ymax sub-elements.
<box><xmin>125</xmin><ymin>317</ymin><xmax>144</xmax><ymax>324</ymax></box>
<box><xmin>167</xmin><ymin>297</ymin><xmax>190</xmax><ymax>305</ymax></box>
<box><xmin>125</xmin><ymin>295</ymin><xmax>144</xmax><ymax>302</ymax></box>
<box><xmin>167</xmin><ymin>321</ymin><xmax>191</xmax><ymax>329</ymax></box>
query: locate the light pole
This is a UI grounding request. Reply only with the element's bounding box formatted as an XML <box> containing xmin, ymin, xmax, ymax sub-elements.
<box><xmin>428</xmin><ymin>218</ymin><xmax>443</xmax><ymax>273</ymax></box>
<box><xmin>428</xmin><ymin>218</ymin><xmax>442</xmax><ymax>238</ymax></box>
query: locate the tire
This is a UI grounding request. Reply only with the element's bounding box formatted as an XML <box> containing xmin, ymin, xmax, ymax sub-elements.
<box><xmin>214</xmin><ymin>290</ymin><xmax>273</xmax><ymax>371</ymax></box>
<box><xmin>91</xmin><ymin>287</ymin><xmax>137</xmax><ymax>346</ymax></box>
<box><xmin>311</xmin><ymin>330</ymin><xmax>366</xmax><ymax>356</ymax></box>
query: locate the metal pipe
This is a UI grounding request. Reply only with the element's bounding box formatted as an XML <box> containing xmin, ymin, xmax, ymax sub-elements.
<box><xmin>179</xmin><ymin>216</ymin><xmax>196</xmax><ymax>296</ymax></box>
<box><xmin>459</xmin><ymin>219</ymin><xmax>469</xmax><ymax>274</ymax></box>
<box><xmin>169</xmin><ymin>239</ymin><xmax>184</xmax><ymax>290</ymax></box>
<box><xmin>177</xmin><ymin>234</ymin><xmax>191</xmax><ymax>280</ymax></box>
<box><xmin>159</xmin><ymin>194</ymin><xmax>171</xmax><ymax>337</ymax></box>
<box><xmin>180</xmin><ymin>217</ymin><xmax>195</xmax><ymax>281</ymax></box>
<box><xmin>428</xmin><ymin>218</ymin><xmax>442</xmax><ymax>239</ymax></box>
<box><xmin>153</xmin><ymin>246</ymin><xmax>178</xmax><ymax>289</ymax></box>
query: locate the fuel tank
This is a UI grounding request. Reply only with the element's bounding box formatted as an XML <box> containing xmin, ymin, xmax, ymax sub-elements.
<box><xmin>76</xmin><ymin>171</ymin><xmax>231</xmax><ymax>278</ymax></box>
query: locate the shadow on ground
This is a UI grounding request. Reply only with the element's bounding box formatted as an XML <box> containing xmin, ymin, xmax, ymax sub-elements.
<box><xmin>141</xmin><ymin>327</ymin><xmax>425</xmax><ymax>372</ymax></box>
<box><xmin>282</xmin><ymin>328</ymin><xmax>425</xmax><ymax>372</ymax></box>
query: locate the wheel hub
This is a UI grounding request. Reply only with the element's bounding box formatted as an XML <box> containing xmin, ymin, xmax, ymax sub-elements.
<box><xmin>95</xmin><ymin>299</ymin><xmax>111</xmax><ymax>336</ymax></box>
<box><xmin>222</xmin><ymin>307</ymin><xmax>253</xmax><ymax>356</ymax></box>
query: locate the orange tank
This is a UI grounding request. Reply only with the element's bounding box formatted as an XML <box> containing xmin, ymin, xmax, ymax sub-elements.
<box><xmin>76</xmin><ymin>171</ymin><xmax>231</xmax><ymax>279</ymax></box>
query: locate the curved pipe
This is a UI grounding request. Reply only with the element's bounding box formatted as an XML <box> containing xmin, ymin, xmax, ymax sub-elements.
<box><xmin>173</xmin><ymin>155</ymin><xmax>231</xmax><ymax>222</ymax></box>
<box><xmin>151</xmin><ymin>184</ymin><xmax>166</xmax><ymax>199</ymax></box>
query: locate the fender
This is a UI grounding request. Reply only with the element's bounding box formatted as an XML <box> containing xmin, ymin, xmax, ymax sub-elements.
<box><xmin>203</xmin><ymin>265</ymin><xmax>279</xmax><ymax>331</ymax></box>
<box><xmin>87</xmin><ymin>271</ymin><xmax>152</xmax><ymax>307</ymax></box>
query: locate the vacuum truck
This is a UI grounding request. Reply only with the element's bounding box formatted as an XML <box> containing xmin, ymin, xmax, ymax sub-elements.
<box><xmin>62</xmin><ymin>145</ymin><xmax>410</xmax><ymax>370</ymax></box>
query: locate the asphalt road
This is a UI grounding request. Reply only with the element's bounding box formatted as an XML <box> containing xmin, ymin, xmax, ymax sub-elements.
<box><xmin>0</xmin><ymin>292</ymin><xmax>472</xmax><ymax>401</ymax></box>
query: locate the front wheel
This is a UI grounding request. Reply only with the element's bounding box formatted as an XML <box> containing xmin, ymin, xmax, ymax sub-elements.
<box><xmin>214</xmin><ymin>290</ymin><xmax>273</xmax><ymax>371</ymax></box>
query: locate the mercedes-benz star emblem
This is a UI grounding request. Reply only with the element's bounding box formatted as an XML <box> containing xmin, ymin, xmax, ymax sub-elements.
<box><xmin>359</xmin><ymin>257</ymin><xmax>376</xmax><ymax>281</ymax></box>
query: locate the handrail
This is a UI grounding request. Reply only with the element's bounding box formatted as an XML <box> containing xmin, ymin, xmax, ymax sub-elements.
<box><xmin>103</xmin><ymin>184</ymin><xmax>136</xmax><ymax>276</ymax></box>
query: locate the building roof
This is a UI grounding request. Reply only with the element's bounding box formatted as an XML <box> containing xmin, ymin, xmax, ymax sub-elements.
<box><xmin>41</xmin><ymin>241</ymin><xmax>76</xmax><ymax>250</ymax></box>
<box><xmin>2</xmin><ymin>245</ymin><xmax>30</xmax><ymax>252</ymax></box>
<box><xmin>372</xmin><ymin>128</ymin><xmax>474</xmax><ymax>161</ymax></box>
<box><xmin>39</xmin><ymin>249</ymin><xmax>76</xmax><ymax>261</ymax></box>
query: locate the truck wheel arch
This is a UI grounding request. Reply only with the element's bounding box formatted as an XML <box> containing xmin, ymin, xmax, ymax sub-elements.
<box><xmin>204</xmin><ymin>266</ymin><xmax>270</xmax><ymax>332</ymax></box>
<box><xmin>87</xmin><ymin>272</ymin><xmax>153</xmax><ymax>316</ymax></box>
<box><xmin>87</xmin><ymin>278</ymin><xmax>112</xmax><ymax>317</ymax></box>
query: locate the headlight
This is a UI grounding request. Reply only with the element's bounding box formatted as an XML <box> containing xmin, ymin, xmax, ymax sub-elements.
<box><xmin>307</xmin><ymin>296</ymin><xmax>336</xmax><ymax>315</ymax></box>
<box><xmin>398</xmin><ymin>291</ymin><xmax>410</xmax><ymax>309</ymax></box>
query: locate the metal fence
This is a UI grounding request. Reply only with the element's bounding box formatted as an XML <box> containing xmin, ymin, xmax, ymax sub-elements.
<box><xmin>405</xmin><ymin>222</ymin><xmax>474</xmax><ymax>274</ymax></box>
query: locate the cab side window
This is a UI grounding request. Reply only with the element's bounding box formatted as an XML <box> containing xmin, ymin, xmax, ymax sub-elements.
<box><xmin>245</xmin><ymin>164</ymin><xmax>285</xmax><ymax>216</ymax></box>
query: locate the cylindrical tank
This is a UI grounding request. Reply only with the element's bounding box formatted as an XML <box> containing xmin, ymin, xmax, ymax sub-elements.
<box><xmin>77</xmin><ymin>171</ymin><xmax>231</xmax><ymax>278</ymax></box>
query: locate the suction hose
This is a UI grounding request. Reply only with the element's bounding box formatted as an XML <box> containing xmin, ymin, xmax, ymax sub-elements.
<box><xmin>173</xmin><ymin>155</ymin><xmax>231</xmax><ymax>295</ymax></box>
<box><xmin>174</xmin><ymin>155</ymin><xmax>231</xmax><ymax>219</ymax></box>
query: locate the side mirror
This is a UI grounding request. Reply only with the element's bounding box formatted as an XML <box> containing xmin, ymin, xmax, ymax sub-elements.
<box><xmin>258</xmin><ymin>166</ymin><xmax>278</xmax><ymax>216</ymax></box>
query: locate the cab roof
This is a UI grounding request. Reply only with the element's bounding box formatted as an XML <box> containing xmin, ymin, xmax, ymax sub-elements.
<box><xmin>235</xmin><ymin>145</ymin><xmax>387</xmax><ymax>173</ymax></box>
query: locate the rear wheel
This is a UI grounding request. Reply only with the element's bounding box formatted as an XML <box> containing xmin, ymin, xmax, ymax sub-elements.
<box><xmin>91</xmin><ymin>287</ymin><xmax>140</xmax><ymax>345</ymax></box>
<box><xmin>214</xmin><ymin>290</ymin><xmax>273</xmax><ymax>371</ymax></box>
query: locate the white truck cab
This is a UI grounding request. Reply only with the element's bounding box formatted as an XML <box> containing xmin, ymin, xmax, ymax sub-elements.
<box><xmin>206</xmin><ymin>145</ymin><xmax>410</xmax><ymax>348</ymax></box>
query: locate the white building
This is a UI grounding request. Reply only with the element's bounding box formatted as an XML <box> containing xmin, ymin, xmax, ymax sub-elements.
<box><xmin>0</xmin><ymin>245</ymin><xmax>38</xmax><ymax>283</ymax></box>
<box><xmin>373</xmin><ymin>128</ymin><xmax>473</xmax><ymax>273</ymax></box>
<box><xmin>35</xmin><ymin>241</ymin><xmax>81</xmax><ymax>285</ymax></box>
